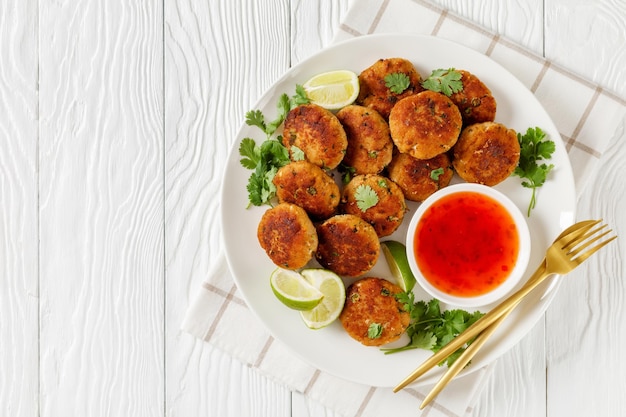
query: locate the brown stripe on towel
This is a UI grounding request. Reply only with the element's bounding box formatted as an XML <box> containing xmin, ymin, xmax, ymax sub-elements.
<box><xmin>253</xmin><ymin>336</ymin><xmax>274</xmax><ymax>368</ymax></box>
<box><xmin>303</xmin><ymin>369</ymin><xmax>321</xmax><ymax>395</ymax></box>
<box><xmin>202</xmin><ymin>281</ymin><xmax>247</xmax><ymax>307</ymax></box>
<box><xmin>354</xmin><ymin>386</ymin><xmax>377</xmax><ymax>417</ymax></box>
<box><xmin>367</xmin><ymin>0</ymin><xmax>391</xmax><ymax>34</ymax></box>
<box><xmin>338</xmin><ymin>23</ymin><xmax>362</xmax><ymax>37</ymax></box>
<box><xmin>563</xmin><ymin>87</ymin><xmax>603</xmax><ymax>155</ymax></box>
<box><xmin>202</xmin><ymin>283</ymin><xmax>239</xmax><ymax>342</ymax></box>
<box><xmin>531</xmin><ymin>61</ymin><xmax>551</xmax><ymax>93</ymax></box>
<box><xmin>430</xmin><ymin>9</ymin><xmax>448</xmax><ymax>36</ymax></box>
<box><xmin>485</xmin><ymin>34</ymin><xmax>501</xmax><ymax>56</ymax></box>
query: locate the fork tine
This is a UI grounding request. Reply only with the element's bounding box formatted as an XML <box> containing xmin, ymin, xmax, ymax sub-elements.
<box><xmin>555</xmin><ymin>220</ymin><xmax>602</xmax><ymax>248</ymax></box>
<box><xmin>568</xmin><ymin>229</ymin><xmax>613</xmax><ymax>257</ymax></box>
<box><xmin>572</xmin><ymin>235</ymin><xmax>617</xmax><ymax>264</ymax></box>
<box><xmin>560</xmin><ymin>222</ymin><xmax>607</xmax><ymax>250</ymax></box>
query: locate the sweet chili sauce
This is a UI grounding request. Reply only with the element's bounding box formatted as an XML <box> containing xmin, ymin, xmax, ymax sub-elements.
<box><xmin>414</xmin><ymin>191</ymin><xmax>519</xmax><ymax>297</ymax></box>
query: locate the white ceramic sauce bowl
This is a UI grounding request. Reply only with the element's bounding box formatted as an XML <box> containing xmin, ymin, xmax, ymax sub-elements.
<box><xmin>405</xmin><ymin>183</ymin><xmax>531</xmax><ymax>308</ymax></box>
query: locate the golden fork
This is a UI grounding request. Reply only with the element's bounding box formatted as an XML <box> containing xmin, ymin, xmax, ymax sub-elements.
<box><xmin>394</xmin><ymin>220</ymin><xmax>617</xmax><ymax>401</ymax></box>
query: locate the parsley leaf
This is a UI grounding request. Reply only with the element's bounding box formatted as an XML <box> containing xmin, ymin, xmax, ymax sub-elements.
<box><xmin>384</xmin><ymin>73</ymin><xmax>411</xmax><ymax>94</ymax></box>
<box><xmin>338</xmin><ymin>164</ymin><xmax>356</xmax><ymax>184</ymax></box>
<box><xmin>239</xmin><ymin>137</ymin><xmax>290</xmax><ymax>207</ymax></box>
<box><xmin>239</xmin><ymin>138</ymin><xmax>261</xmax><ymax>170</ymax></box>
<box><xmin>422</xmin><ymin>68</ymin><xmax>464</xmax><ymax>97</ymax></box>
<box><xmin>291</xmin><ymin>84</ymin><xmax>310</xmax><ymax>107</ymax></box>
<box><xmin>430</xmin><ymin>167</ymin><xmax>444</xmax><ymax>181</ymax></box>
<box><xmin>245</xmin><ymin>110</ymin><xmax>267</xmax><ymax>133</ymax></box>
<box><xmin>246</xmin><ymin>86</ymin><xmax>311</xmax><ymax>138</ymax></box>
<box><xmin>512</xmin><ymin>127</ymin><xmax>556</xmax><ymax>216</ymax></box>
<box><xmin>368</xmin><ymin>323</ymin><xmax>383</xmax><ymax>339</ymax></box>
<box><xmin>354</xmin><ymin>184</ymin><xmax>379</xmax><ymax>212</ymax></box>
<box><xmin>290</xmin><ymin>145</ymin><xmax>305</xmax><ymax>161</ymax></box>
<box><xmin>382</xmin><ymin>297</ymin><xmax>484</xmax><ymax>367</ymax></box>
<box><xmin>240</xmin><ymin>86</ymin><xmax>310</xmax><ymax>207</ymax></box>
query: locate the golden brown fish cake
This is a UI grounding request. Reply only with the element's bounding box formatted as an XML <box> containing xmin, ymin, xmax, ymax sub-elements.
<box><xmin>387</xmin><ymin>152</ymin><xmax>454</xmax><ymax>202</ymax></box>
<box><xmin>315</xmin><ymin>214</ymin><xmax>380</xmax><ymax>277</ymax></box>
<box><xmin>355</xmin><ymin>58</ymin><xmax>424</xmax><ymax>119</ymax></box>
<box><xmin>257</xmin><ymin>203</ymin><xmax>318</xmax><ymax>269</ymax></box>
<box><xmin>388</xmin><ymin>90</ymin><xmax>463</xmax><ymax>160</ymax></box>
<box><xmin>341</xmin><ymin>174</ymin><xmax>406</xmax><ymax>237</ymax></box>
<box><xmin>273</xmin><ymin>160</ymin><xmax>340</xmax><ymax>220</ymax></box>
<box><xmin>449</xmin><ymin>70</ymin><xmax>497</xmax><ymax>126</ymax></box>
<box><xmin>340</xmin><ymin>277</ymin><xmax>410</xmax><ymax>346</ymax></box>
<box><xmin>283</xmin><ymin>103</ymin><xmax>348</xmax><ymax>170</ymax></box>
<box><xmin>452</xmin><ymin>122</ymin><xmax>520</xmax><ymax>186</ymax></box>
<box><xmin>336</xmin><ymin>105</ymin><xmax>393</xmax><ymax>175</ymax></box>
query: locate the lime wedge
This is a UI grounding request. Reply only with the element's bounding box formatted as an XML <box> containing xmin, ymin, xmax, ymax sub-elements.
<box><xmin>381</xmin><ymin>240</ymin><xmax>417</xmax><ymax>292</ymax></box>
<box><xmin>299</xmin><ymin>269</ymin><xmax>346</xmax><ymax>329</ymax></box>
<box><xmin>303</xmin><ymin>70</ymin><xmax>360</xmax><ymax>110</ymax></box>
<box><xmin>270</xmin><ymin>268</ymin><xmax>324</xmax><ymax>311</ymax></box>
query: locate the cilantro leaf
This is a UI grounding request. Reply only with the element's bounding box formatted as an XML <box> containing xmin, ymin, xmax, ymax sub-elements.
<box><xmin>384</xmin><ymin>73</ymin><xmax>411</xmax><ymax>94</ymax></box>
<box><xmin>338</xmin><ymin>164</ymin><xmax>356</xmax><ymax>184</ymax></box>
<box><xmin>422</xmin><ymin>68</ymin><xmax>464</xmax><ymax>97</ymax></box>
<box><xmin>382</xmin><ymin>297</ymin><xmax>485</xmax><ymax>368</ymax></box>
<box><xmin>430</xmin><ymin>167</ymin><xmax>444</xmax><ymax>181</ymax></box>
<box><xmin>354</xmin><ymin>184</ymin><xmax>379</xmax><ymax>212</ymax></box>
<box><xmin>512</xmin><ymin>127</ymin><xmax>556</xmax><ymax>216</ymax></box>
<box><xmin>245</xmin><ymin>110</ymin><xmax>267</xmax><ymax>133</ymax></box>
<box><xmin>239</xmin><ymin>137</ymin><xmax>290</xmax><ymax>207</ymax></box>
<box><xmin>239</xmin><ymin>85</ymin><xmax>310</xmax><ymax>208</ymax></box>
<box><xmin>290</xmin><ymin>145</ymin><xmax>305</xmax><ymax>161</ymax></box>
<box><xmin>239</xmin><ymin>138</ymin><xmax>261</xmax><ymax>169</ymax></box>
<box><xmin>368</xmin><ymin>323</ymin><xmax>383</xmax><ymax>339</ymax></box>
<box><xmin>291</xmin><ymin>84</ymin><xmax>310</xmax><ymax>108</ymax></box>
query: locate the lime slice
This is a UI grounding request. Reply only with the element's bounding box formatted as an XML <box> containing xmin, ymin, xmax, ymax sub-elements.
<box><xmin>303</xmin><ymin>70</ymin><xmax>360</xmax><ymax>110</ymax></box>
<box><xmin>270</xmin><ymin>268</ymin><xmax>324</xmax><ymax>311</ymax></box>
<box><xmin>299</xmin><ymin>269</ymin><xmax>346</xmax><ymax>329</ymax></box>
<box><xmin>381</xmin><ymin>240</ymin><xmax>417</xmax><ymax>292</ymax></box>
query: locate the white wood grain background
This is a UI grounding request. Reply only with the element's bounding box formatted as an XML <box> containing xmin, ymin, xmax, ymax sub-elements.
<box><xmin>2</xmin><ymin>0</ymin><xmax>625</xmax><ymax>416</ymax></box>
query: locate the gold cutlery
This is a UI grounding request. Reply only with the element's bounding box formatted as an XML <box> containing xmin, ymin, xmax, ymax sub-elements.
<box><xmin>393</xmin><ymin>220</ymin><xmax>617</xmax><ymax>406</ymax></box>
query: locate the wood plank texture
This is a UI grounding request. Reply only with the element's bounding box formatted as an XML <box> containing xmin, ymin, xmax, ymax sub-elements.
<box><xmin>38</xmin><ymin>0</ymin><xmax>164</xmax><ymax>415</ymax></box>
<box><xmin>163</xmin><ymin>1</ymin><xmax>292</xmax><ymax>416</ymax></box>
<box><xmin>0</xmin><ymin>1</ymin><xmax>39</xmax><ymax>416</ymax></box>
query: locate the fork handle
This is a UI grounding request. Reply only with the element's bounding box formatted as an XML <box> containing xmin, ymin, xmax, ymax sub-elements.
<box><xmin>394</xmin><ymin>262</ymin><xmax>551</xmax><ymax>392</ymax></box>
<box><xmin>419</xmin><ymin>262</ymin><xmax>551</xmax><ymax>405</ymax></box>
<box><xmin>419</xmin><ymin>309</ymin><xmax>511</xmax><ymax>409</ymax></box>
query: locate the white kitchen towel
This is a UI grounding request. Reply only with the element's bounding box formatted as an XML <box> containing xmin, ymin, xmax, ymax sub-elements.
<box><xmin>182</xmin><ymin>1</ymin><xmax>626</xmax><ymax>416</ymax></box>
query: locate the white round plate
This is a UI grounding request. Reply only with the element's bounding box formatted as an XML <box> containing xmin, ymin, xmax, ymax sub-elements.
<box><xmin>221</xmin><ymin>34</ymin><xmax>576</xmax><ymax>388</ymax></box>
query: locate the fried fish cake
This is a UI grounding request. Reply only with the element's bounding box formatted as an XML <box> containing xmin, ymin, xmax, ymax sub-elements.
<box><xmin>315</xmin><ymin>214</ymin><xmax>380</xmax><ymax>277</ymax></box>
<box><xmin>283</xmin><ymin>103</ymin><xmax>348</xmax><ymax>170</ymax></box>
<box><xmin>341</xmin><ymin>174</ymin><xmax>406</xmax><ymax>237</ymax></box>
<box><xmin>356</xmin><ymin>58</ymin><xmax>424</xmax><ymax>119</ymax></box>
<box><xmin>257</xmin><ymin>203</ymin><xmax>318</xmax><ymax>269</ymax></box>
<box><xmin>340</xmin><ymin>277</ymin><xmax>410</xmax><ymax>346</ymax></box>
<box><xmin>449</xmin><ymin>70</ymin><xmax>497</xmax><ymax>126</ymax></box>
<box><xmin>389</xmin><ymin>90</ymin><xmax>463</xmax><ymax>160</ymax></box>
<box><xmin>452</xmin><ymin>122</ymin><xmax>520</xmax><ymax>186</ymax></box>
<box><xmin>336</xmin><ymin>105</ymin><xmax>393</xmax><ymax>175</ymax></box>
<box><xmin>273</xmin><ymin>160</ymin><xmax>340</xmax><ymax>220</ymax></box>
<box><xmin>387</xmin><ymin>151</ymin><xmax>454</xmax><ymax>202</ymax></box>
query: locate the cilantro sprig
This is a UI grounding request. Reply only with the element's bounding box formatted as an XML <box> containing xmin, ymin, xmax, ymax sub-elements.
<box><xmin>384</xmin><ymin>72</ymin><xmax>411</xmax><ymax>94</ymax></box>
<box><xmin>512</xmin><ymin>127</ymin><xmax>556</xmax><ymax>216</ymax></box>
<box><xmin>382</xmin><ymin>296</ymin><xmax>484</xmax><ymax>367</ymax></box>
<box><xmin>239</xmin><ymin>86</ymin><xmax>309</xmax><ymax>207</ymax></box>
<box><xmin>422</xmin><ymin>68</ymin><xmax>463</xmax><ymax>97</ymax></box>
<box><xmin>239</xmin><ymin>138</ymin><xmax>290</xmax><ymax>207</ymax></box>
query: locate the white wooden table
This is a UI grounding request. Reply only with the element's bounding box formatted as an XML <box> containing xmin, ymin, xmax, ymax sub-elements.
<box><xmin>3</xmin><ymin>0</ymin><xmax>625</xmax><ymax>416</ymax></box>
